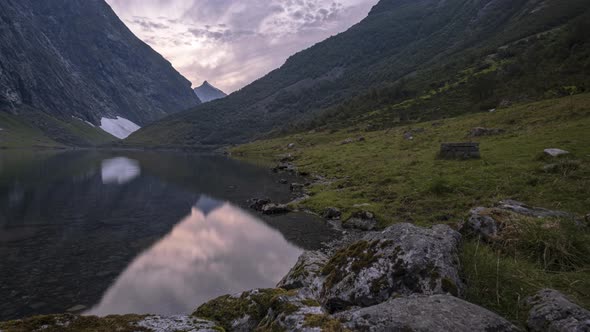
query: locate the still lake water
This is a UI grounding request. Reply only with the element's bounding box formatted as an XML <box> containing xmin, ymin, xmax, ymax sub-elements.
<box><xmin>0</xmin><ymin>150</ymin><xmax>337</xmax><ymax>320</ymax></box>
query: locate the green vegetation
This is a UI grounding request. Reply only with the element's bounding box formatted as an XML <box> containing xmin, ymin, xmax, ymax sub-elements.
<box><xmin>0</xmin><ymin>112</ymin><xmax>116</xmax><ymax>148</ymax></box>
<box><xmin>192</xmin><ymin>288</ymin><xmax>294</xmax><ymax>331</ymax></box>
<box><xmin>233</xmin><ymin>93</ymin><xmax>590</xmax><ymax>327</ymax></box>
<box><xmin>127</xmin><ymin>0</ymin><xmax>590</xmax><ymax>148</ymax></box>
<box><xmin>303</xmin><ymin>314</ymin><xmax>349</xmax><ymax>332</ymax></box>
<box><xmin>233</xmin><ymin>93</ymin><xmax>590</xmax><ymax>225</ymax></box>
<box><xmin>0</xmin><ymin>314</ymin><xmax>148</xmax><ymax>332</ymax></box>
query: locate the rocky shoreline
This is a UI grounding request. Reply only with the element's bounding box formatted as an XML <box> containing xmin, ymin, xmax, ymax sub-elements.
<box><xmin>1</xmin><ymin>161</ymin><xmax>589</xmax><ymax>331</ymax></box>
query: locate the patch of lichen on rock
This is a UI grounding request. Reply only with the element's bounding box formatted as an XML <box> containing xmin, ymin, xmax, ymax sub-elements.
<box><xmin>304</xmin><ymin>314</ymin><xmax>350</xmax><ymax>332</ymax></box>
<box><xmin>192</xmin><ymin>288</ymin><xmax>294</xmax><ymax>331</ymax></box>
<box><xmin>0</xmin><ymin>314</ymin><xmax>148</xmax><ymax>332</ymax></box>
<box><xmin>321</xmin><ymin>240</ymin><xmax>387</xmax><ymax>291</ymax></box>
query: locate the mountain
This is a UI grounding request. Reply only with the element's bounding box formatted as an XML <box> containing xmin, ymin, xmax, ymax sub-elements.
<box><xmin>194</xmin><ymin>81</ymin><xmax>227</xmax><ymax>103</ymax></box>
<box><xmin>0</xmin><ymin>0</ymin><xmax>200</xmax><ymax>147</ymax></box>
<box><xmin>126</xmin><ymin>0</ymin><xmax>590</xmax><ymax>149</ymax></box>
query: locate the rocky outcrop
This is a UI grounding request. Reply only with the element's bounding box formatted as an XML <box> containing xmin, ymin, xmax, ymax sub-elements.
<box><xmin>527</xmin><ymin>289</ymin><xmax>590</xmax><ymax>332</ymax></box>
<box><xmin>192</xmin><ymin>288</ymin><xmax>342</xmax><ymax>332</ymax></box>
<box><xmin>278</xmin><ymin>251</ymin><xmax>329</xmax><ymax>297</ymax></box>
<box><xmin>320</xmin><ymin>223</ymin><xmax>463</xmax><ymax>312</ymax></box>
<box><xmin>0</xmin><ymin>0</ymin><xmax>199</xmax><ymax>128</ymax></box>
<box><xmin>337</xmin><ymin>294</ymin><xmax>520</xmax><ymax>332</ymax></box>
<box><xmin>322</xmin><ymin>207</ymin><xmax>342</xmax><ymax>220</ymax></box>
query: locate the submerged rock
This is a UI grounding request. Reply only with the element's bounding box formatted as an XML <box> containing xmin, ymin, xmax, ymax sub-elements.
<box><xmin>262</xmin><ymin>203</ymin><xmax>291</xmax><ymax>215</ymax></box>
<box><xmin>320</xmin><ymin>223</ymin><xmax>463</xmax><ymax>312</ymax></box>
<box><xmin>527</xmin><ymin>289</ymin><xmax>590</xmax><ymax>332</ymax></box>
<box><xmin>337</xmin><ymin>294</ymin><xmax>520</xmax><ymax>332</ymax></box>
<box><xmin>342</xmin><ymin>211</ymin><xmax>378</xmax><ymax>231</ymax></box>
<box><xmin>249</xmin><ymin>198</ymin><xmax>271</xmax><ymax>211</ymax></box>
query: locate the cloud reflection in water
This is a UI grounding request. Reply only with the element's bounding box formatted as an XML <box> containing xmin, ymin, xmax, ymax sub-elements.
<box><xmin>101</xmin><ymin>157</ymin><xmax>141</xmax><ymax>185</ymax></box>
<box><xmin>87</xmin><ymin>196</ymin><xmax>302</xmax><ymax>316</ymax></box>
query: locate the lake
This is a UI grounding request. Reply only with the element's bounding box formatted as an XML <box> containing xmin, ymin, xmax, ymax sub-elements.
<box><xmin>0</xmin><ymin>150</ymin><xmax>337</xmax><ymax>321</ymax></box>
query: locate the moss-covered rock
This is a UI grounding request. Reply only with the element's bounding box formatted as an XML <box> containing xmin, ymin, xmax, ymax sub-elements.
<box><xmin>320</xmin><ymin>223</ymin><xmax>463</xmax><ymax>313</ymax></box>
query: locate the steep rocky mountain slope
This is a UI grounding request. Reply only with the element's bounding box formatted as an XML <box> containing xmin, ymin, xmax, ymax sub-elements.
<box><xmin>0</xmin><ymin>0</ymin><xmax>200</xmax><ymax>146</ymax></box>
<box><xmin>194</xmin><ymin>81</ymin><xmax>227</xmax><ymax>103</ymax></box>
<box><xmin>127</xmin><ymin>0</ymin><xmax>590</xmax><ymax>149</ymax></box>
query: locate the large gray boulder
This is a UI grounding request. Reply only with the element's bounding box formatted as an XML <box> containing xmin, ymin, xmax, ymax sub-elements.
<box><xmin>278</xmin><ymin>251</ymin><xmax>329</xmax><ymax>298</ymax></box>
<box><xmin>320</xmin><ymin>223</ymin><xmax>463</xmax><ymax>312</ymax></box>
<box><xmin>527</xmin><ymin>289</ymin><xmax>590</xmax><ymax>332</ymax></box>
<box><xmin>337</xmin><ymin>294</ymin><xmax>521</xmax><ymax>332</ymax></box>
<box><xmin>343</xmin><ymin>211</ymin><xmax>378</xmax><ymax>231</ymax></box>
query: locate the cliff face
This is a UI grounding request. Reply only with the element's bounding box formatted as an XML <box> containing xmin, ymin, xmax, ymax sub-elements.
<box><xmin>0</xmin><ymin>0</ymin><xmax>200</xmax><ymax>127</ymax></box>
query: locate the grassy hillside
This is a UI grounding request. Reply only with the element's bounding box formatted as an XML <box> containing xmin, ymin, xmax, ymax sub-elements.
<box><xmin>232</xmin><ymin>93</ymin><xmax>590</xmax><ymax>325</ymax></box>
<box><xmin>0</xmin><ymin>112</ymin><xmax>116</xmax><ymax>149</ymax></box>
<box><xmin>127</xmin><ymin>0</ymin><xmax>590</xmax><ymax>148</ymax></box>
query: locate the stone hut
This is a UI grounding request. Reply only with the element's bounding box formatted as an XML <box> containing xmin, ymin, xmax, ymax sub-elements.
<box><xmin>440</xmin><ymin>142</ymin><xmax>480</xmax><ymax>159</ymax></box>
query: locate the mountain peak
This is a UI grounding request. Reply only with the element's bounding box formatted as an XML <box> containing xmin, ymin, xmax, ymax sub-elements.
<box><xmin>194</xmin><ymin>81</ymin><xmax>227</xmax><ymax>103</ymax></box>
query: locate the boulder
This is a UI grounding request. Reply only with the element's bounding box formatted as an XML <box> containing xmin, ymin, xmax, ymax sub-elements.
<box><xmin>288</xmin><ymin>143</ymin><xmax>296</xmax><ymax>149</ymax></box>
<box><xmin>279</xmin><ymin>154</ymin><xmax>296</xmax><ymax>162</ymax></box>
<box><xmin>527</xmin><ymin>289</ymin><xmax>590</xmax><ymax>332</ymax></box>
<box><xmin>544</xmin><ymin>148</ymin><xmax>570</xmax><ymax>157</ymax></box>
<box><xmin>460</xmin><ymin>200</ymin><xmax>575</xmax><ymax>241</ymax></box>
<box><xmin>403</xmin><ymin>132</ymin><xmax>414</xmax><ymax>140</ymax></box>
<box><xmin>323</xmin><ymin>207</ymin><xmax>342</xmax><ymax>220</ymax></box>
<box><xmin>262</xmin><ymin>203</ymin><xmax>291</xmax><ymax>215</ymax></box>
<box><xmin>337</xmin><ymin>294</ymin><xmax>520</xmax><ymax>332</ymax></box>
<box><xmin>469</xmin><ymin>127</ymin><xmax>505</xmax><ymax>137</ymax></box>
<box><xmin>357</xmin><ymin>136</ymin><xmax>366</xmax><ymax>142</ymax></box>
<box><xmin>342</xmin><ymin>211</ymin><xmax>378</xmax><ymax>231</ymax></box>
<box><xmin>320</xmin><ymin>223</ymin><xmax>463</xmax><ymax>312</ymax></box>
<box><xmin>278</xmin><ymin>251</ymin><xmax>329</xmax><ymax>297</ymax></box>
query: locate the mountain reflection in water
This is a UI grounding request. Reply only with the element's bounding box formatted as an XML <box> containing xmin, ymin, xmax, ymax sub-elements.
<box><xmin>86</xmin><ymin>196</ymin><xmax>302</xmax><ymax>316</ymax></box>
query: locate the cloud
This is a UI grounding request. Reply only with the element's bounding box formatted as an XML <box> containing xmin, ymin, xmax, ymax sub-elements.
<box><xmin>106</xmin><ymin>0</ymin><xmax>378</xmax><ymax>93</ymax></box>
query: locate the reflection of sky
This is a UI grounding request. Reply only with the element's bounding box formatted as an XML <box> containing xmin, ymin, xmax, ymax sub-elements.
<box><xmin>87</xmin><ymin>198</ymin><xmax>302</xmax><ymax>316</ymax></box>
<box><xmin>101</xmin><ymin>157</ymin><xmax>141</xmax><ymax>185</ymax></box>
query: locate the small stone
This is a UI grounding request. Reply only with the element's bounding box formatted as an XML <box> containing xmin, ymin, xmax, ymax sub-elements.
<box><xmin>67</xmin><ymin>304</ymin><xmax>87</xmax><ymax>312</ymax></box>
<box><xmin>261</xmin><ymin>203</ymin><xmax>291</xmax><ymax>215</ymax></box>
<box><xmin>323</xmin><ymin>207</ymin><xmax>342</xmax><ymax>220</ymax></box>
<box><xmin>357</xmin><ymin>136</ymin><xmax>366</xmax><ymax>142</ymax></box>
<box><xmin>341</xmin><ymin>138</ymin><xmax>354</xmax><ymax>145</ymax></box>
<box><xmin>287</xmin><ymin>143</ymin><xmax>296</xmax><ymax>149</ymax></box>
<box><xmin>342</xmin><ymin>211</ymin><xmax>377</xmax><ymax>231</ymax></box>
<box><xmin>543</xmin><ymin>148</ymin><xmax>570</xmax><ymax>157</ymax></box>
<box><xmin>248</xmin><ymin>198</ymin><xmax>271</xmax><ymax>211</ymax></box>
<box><xmin>469</xmin><ymin>127</ymin><xmax>505</xmax><ymax>137</ymax></box>
<box><xmin>279</xmin><ymin>179</ymin><xmax>288</xmax><ymax>184</ymax></box>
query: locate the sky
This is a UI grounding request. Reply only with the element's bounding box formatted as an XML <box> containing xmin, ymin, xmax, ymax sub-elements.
<box><xmin>105</xmin><ymin>0</ymin><xmax>379</xmax><ymax>93</ymax></box>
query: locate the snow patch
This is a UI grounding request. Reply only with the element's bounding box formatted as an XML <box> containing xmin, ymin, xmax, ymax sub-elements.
<box><xmin>100</xmin><ymin>116</ymin><xmax>140</xmax><ymax>139</ymax></box>
<box><xmin>101</xmin><ymin>157</ymin><xmax>141</xmax><ymax>185</ymax></box>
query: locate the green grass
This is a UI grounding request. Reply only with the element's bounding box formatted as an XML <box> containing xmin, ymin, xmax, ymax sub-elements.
<box><xmin>233</xmin><ymin>93</ymin><xmax>590</xmax><ymax>327</ymax></box>
<box><xmin>0</xmin><ymin>112</ymin><xmax>117</xmax><ymax>148</ymax></box>
<box><xmin>232</xmin><ymin>93</ymin><xmax>590</xmax><ymax>226</ymax></box>
<box><xmin>0</xmin><ymin>113</ymin><xmax>63</xmax><ymax>149</ymax></box>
